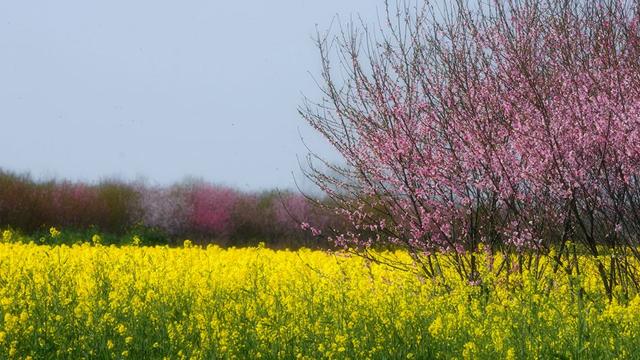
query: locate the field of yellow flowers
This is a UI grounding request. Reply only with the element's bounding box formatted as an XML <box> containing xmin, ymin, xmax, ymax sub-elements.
<box><xmin>1</xmin><ymin>231</ymin><xmax>640</xmax><ymax>359</ymax></box>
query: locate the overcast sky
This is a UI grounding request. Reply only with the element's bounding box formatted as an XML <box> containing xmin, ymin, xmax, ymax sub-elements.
<box><xmin>0</xmin><ymin>1</ymin><xmax>379</xmax><ymax>191</ymax></box>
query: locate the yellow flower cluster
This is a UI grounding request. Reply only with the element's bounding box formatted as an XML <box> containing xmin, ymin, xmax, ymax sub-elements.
<box><xmin>0</xmin><ymin>242</ymin><xmax>638</xmax><ymax>359</ymax></box>
<box><xmin>1</xmin><ymin>229</ymin><xmax>12</xmax><ymax>243</ymax></box>
<box><xmin>49</xmin><ymin>227</ymin><xmax>61</xmax><ymax>239</ymax></box>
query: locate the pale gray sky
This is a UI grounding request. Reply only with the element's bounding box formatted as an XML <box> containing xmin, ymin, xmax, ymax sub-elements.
<box><xmin>0</xmin><ymin>1</ymin><xmax>378</xmax><ymax>190</ymax></box>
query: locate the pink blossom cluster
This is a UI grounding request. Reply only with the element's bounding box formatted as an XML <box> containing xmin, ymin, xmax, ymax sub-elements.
<box><xmin>274</xmin><ymin>194</ymin><xmax>332</xmax><ymax>237</ymax></box>
<box><xmin>189</xmin><ymin>183</ymin><xmax>240</xmax><ymax>237</ymax></box>
<box><xmin>137</xmin><ymin>185</ymin><xmax>190</xmax><ymax>236</ymax></box>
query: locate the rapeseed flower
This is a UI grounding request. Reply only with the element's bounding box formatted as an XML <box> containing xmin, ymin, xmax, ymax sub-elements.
<box><xmin>0</xmin><ymin>241</ymin><xmax>637</xmax><ymax>358</ymax></box>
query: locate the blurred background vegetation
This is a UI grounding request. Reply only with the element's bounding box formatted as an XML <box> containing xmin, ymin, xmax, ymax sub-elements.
<box><xmin>0</xmin><ymin>169</ymin><xmax>341</xmax><ymax>248</ymax></box>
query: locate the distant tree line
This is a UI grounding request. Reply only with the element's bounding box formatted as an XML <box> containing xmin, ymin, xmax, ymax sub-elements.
<box><xmin>0</xmin><ymin>169</ymin><xmax>340</xmax><ymax>248</ymax></box>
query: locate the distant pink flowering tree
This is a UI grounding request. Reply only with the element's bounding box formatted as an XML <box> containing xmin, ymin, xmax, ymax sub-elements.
<box><xmin>188</xmin><ymin>183</ymin><xmax>240</xmax><ymax>239</ymax></box>
<box><xmin>50</xmin><ymin>182</ymin><xmax>97</xmax><ymax>228</ymax></box>
<box><xmin>302</xmin><ymin>0</ymin><xmax>640</xmax><ymax>295</ymax></box>
<box><xmin>274</xmin><ymin>194</ymin><xmax>313</xmax><ymax>234</ymax></box>
<box><xmin>137</xmin><ymin>184</ymin><xmax>191</xmax><ymax>236</ymax></box>
<box><xmin>274</xmin><ymin>193</ymin><xmax>332</xmax><ymax>238</ymax></box>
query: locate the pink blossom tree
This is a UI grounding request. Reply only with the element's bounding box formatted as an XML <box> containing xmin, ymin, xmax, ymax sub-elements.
<box><xmin>50</xmin><ymin>182</ymin><xmax>98</xmax><ymax>228</ymax></box>
<box><xmin>188</xmin><ymin>182</ymin><xmax>240</xmax><ymax>239</ymax></box>
<box><xmin>302</xmin><ymin>0</ymin><xmax>640</xmax><ymax>296</ymax></box>
<box><xmin>274</xmin><ymin>193</ymin><xmax>335</xmax><ymax>242</ymax></box>
<box><xmin>137</xmin><ymin>184</ymin><xmax>191</xmax><ymax>237</ymax></box>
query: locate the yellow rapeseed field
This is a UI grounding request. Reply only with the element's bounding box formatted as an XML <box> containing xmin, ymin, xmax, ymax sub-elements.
<box><xmin>1</xmin><ymin>232</ymin><xmax>639</xmax><ymax>359</ymax></box>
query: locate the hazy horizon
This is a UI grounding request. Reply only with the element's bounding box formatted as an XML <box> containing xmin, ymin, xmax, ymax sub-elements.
<box><xmin>0</xmin><ymin>0</ymin><xmax>380</xmax><ymax>191</ymax></box>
